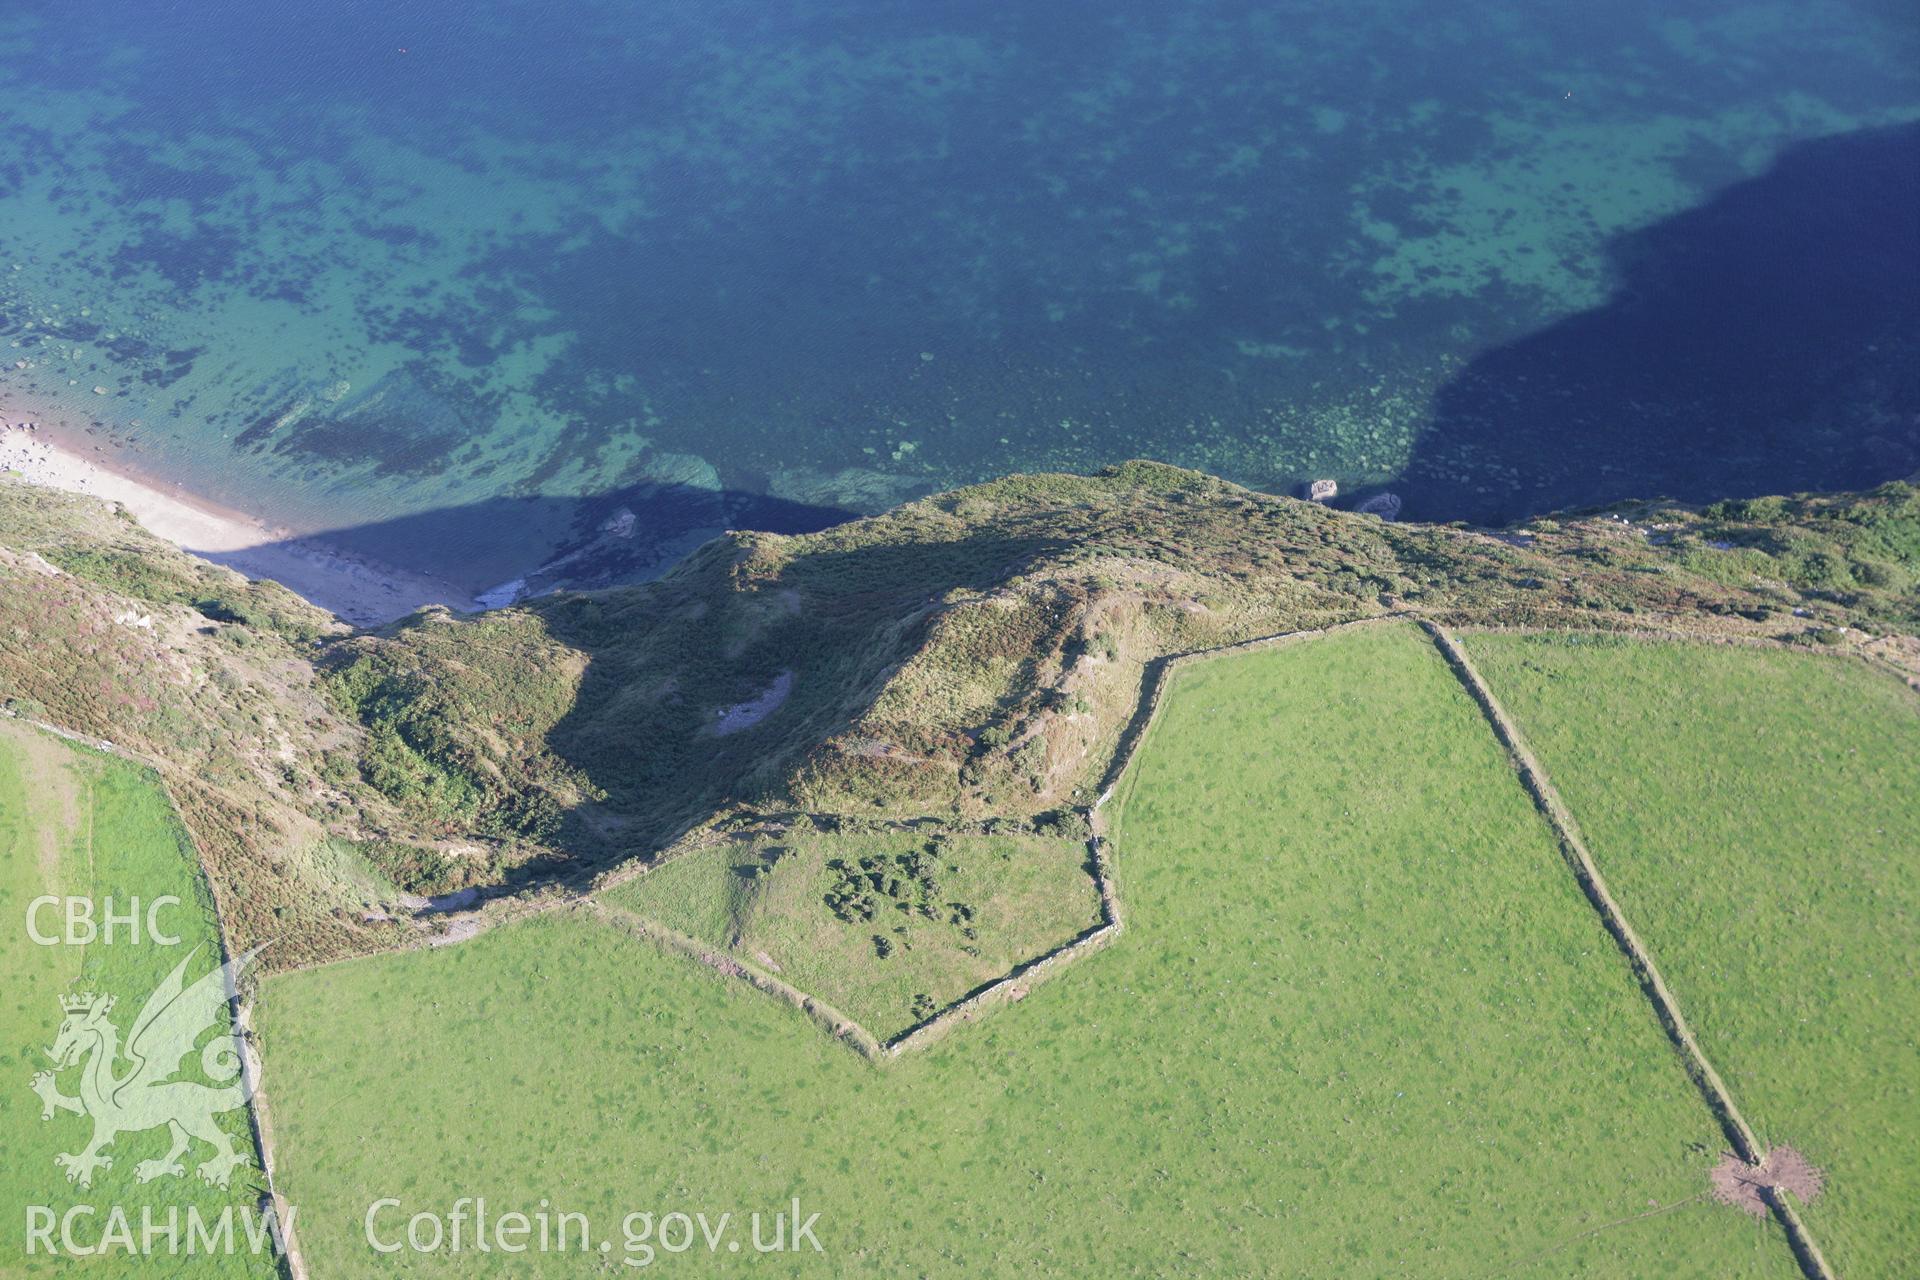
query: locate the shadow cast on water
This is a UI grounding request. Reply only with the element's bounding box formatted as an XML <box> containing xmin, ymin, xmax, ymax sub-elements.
<box><xmin>1399</xmin><ymin>121</ymin><xmax>1920</xmax><ymax>527</ymax></box>
<box><xmin>214</xmin><ymin>124</ymin><xmax>1919</xmax><ymax>617</ymax></box>
<box><xmin>224</xmin><ymin>481</ymin><xmax>859</xmax><ymax>622</ymax></box>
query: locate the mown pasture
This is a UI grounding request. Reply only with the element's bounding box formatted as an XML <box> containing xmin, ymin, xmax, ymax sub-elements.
<box><xmin>1466</xmin><ymin>633</ymin><xmax>1920</xmax><ymax>1277</ymax></box>
<box><xmin>257</xmin><ymin>624</ymin><xmax>1799</xmax><ymax>1276</ymax></box>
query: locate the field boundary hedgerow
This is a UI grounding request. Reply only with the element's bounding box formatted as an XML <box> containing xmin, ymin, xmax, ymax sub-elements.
<box><xmin>195</xmin><ymin>826</ymin><xmax>308</xmax><ymax>1280</ymax></box>
<box><xmin>577</xmin><ymin>610</ymin><xmax>1905</xmax><ymax>1067</ymax></box>
<box><xmin>1422</xmin><ymin>621</ymin><xmax>1837</xmax><ymax>1280</ymax></box>
<box><xmin>563</xmin><ymin>615</ymin><xmax>1437</xmax><ymax>1061</ymax></box>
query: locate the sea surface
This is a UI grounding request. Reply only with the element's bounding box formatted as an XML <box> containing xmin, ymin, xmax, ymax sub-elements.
<box><xmin>1</xmin><ymin>1</ymin><xmax>1915</xmax><ymax>590</ymax></box>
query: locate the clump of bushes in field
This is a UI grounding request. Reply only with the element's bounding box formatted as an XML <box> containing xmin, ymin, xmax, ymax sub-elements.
<box><xmin>823</xmin><ymin>841</ymin><xmax>979</xmax><ymax>958</ymax></box>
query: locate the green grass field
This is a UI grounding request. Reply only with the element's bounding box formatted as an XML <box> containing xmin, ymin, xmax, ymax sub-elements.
<box><xmin>258</xmin><ymin>624</ymin><xmax>1800</xmax><ymax>1276</ymax></box>
<box><xmin>0</xmin><ymin>722</ymin><xmax>276</xmax><ymax>1278</ymax></box>
<box><xmin>605</xmin><ymin>827</ymin><xmax>1102</xmax><ymax>1038</ymax></box>
<box><xmin>1464</xmin><ymin>633</ymin><xmax>1920</xmax><ymax>1277</ymax></box>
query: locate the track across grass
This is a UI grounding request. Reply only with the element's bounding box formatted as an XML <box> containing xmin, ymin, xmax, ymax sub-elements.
<box><xmin>258</xmin><ymin>623</ymin><xmax>1802</xmax><ymax>1276</ymax></box>
<box><xmin>1464</xmin><ymin>633</ymin><xmax>1920</xmax><ymax>1278</ymax></box>
<box><xmin>0</xmin><ymin>721</ymin><xmax>274</xmax><ymax>1278</ymax></box>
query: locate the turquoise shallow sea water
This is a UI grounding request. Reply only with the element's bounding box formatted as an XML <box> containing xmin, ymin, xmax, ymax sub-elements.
<box><xmin>0</xmin><ymin>1</ymin><xmax>1915</xmax><ymax>588</ymax></box>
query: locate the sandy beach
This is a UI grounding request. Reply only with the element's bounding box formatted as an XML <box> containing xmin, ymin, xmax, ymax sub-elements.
<box><xmin>0</xmin><ymin>415</ymin><xmax>470</xmax><ymax>626</ymax></box>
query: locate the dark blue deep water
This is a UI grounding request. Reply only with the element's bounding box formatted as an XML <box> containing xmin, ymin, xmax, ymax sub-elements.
<box><xmin>1</xmin><ymin>1</ymin><xmax>1915</xmax><ymax>589</ymax></box>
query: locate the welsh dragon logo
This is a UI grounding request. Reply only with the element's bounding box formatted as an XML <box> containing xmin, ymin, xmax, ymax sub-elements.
<box><xmin>30</xmin><ymin>944</ymin><xmax>262</xmax><ymax>1190</ymax></box>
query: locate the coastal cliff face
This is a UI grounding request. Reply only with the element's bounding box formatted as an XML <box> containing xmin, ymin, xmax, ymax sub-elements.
<box><xmin>3</xmin><ymin>461</ymin><xmax>1916</xmax><ymax>968</ymax></box>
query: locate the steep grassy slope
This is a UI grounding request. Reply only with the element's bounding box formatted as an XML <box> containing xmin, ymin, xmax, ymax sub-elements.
<box><xmin>1464</xmin><ymin>635</ymin><xmax>1920</xmax><ymax>1277</ymax></box>
<box><xmin>323</xmin><ymin>466</ymin><xmax>1920</xmax><ymax>866</ymax></box>
<box><xmin>0</xmin><ymin>481</ymin><xmax>406</xmax><ymax>966</ymax></box>
<box><xmin>3</xmin><ymin>466</ymin><xmax>1916</xmax><ymax>968</ymax></box>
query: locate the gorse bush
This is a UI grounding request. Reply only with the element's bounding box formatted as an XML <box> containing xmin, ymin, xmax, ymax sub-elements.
<box><xmin>322</xmin><ymin>610</ymin><xmax>596</xmax><ymax>840</ymax></box>
<box><xmin>361</xmin><ymin>840</ymin><xmax>471</xmax><ymax>896</ymax></box>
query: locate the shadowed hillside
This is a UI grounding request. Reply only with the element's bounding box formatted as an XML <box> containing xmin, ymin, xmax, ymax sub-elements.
<box><xmin>3</xmin><ymin>462</ymin><xmax>1917</xmax><ymax>965</ymax></box>
<box><xmin>319</xmin><ymin>463</ymin><xmax>1920</xmax><ymax>876</ymax></box>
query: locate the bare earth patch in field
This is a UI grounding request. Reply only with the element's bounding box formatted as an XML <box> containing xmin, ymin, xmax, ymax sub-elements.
<box><xmin>1711</xmin><ymin>1148</ymin><xmax>1826</xmax><ymax>1218</ymax></box>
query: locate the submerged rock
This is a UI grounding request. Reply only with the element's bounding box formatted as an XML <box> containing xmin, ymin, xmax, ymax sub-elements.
<box><xmin>1356</xmin><ymin>492</ymin><xmax>1403</xmax><ymax>521</ymax></box>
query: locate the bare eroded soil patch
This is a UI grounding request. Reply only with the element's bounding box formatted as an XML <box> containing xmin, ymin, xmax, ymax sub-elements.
<box><xmin>1711</xmin><ymin>1147</ymin><xmax>1826</xmax><ymax>1219</ymax></box>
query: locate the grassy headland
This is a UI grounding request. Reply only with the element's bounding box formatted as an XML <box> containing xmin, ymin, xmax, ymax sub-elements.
<box><xmin>1</xmin><ymin>464</ymin><xmax>1915</xmax><ymax>970</ymax></box>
